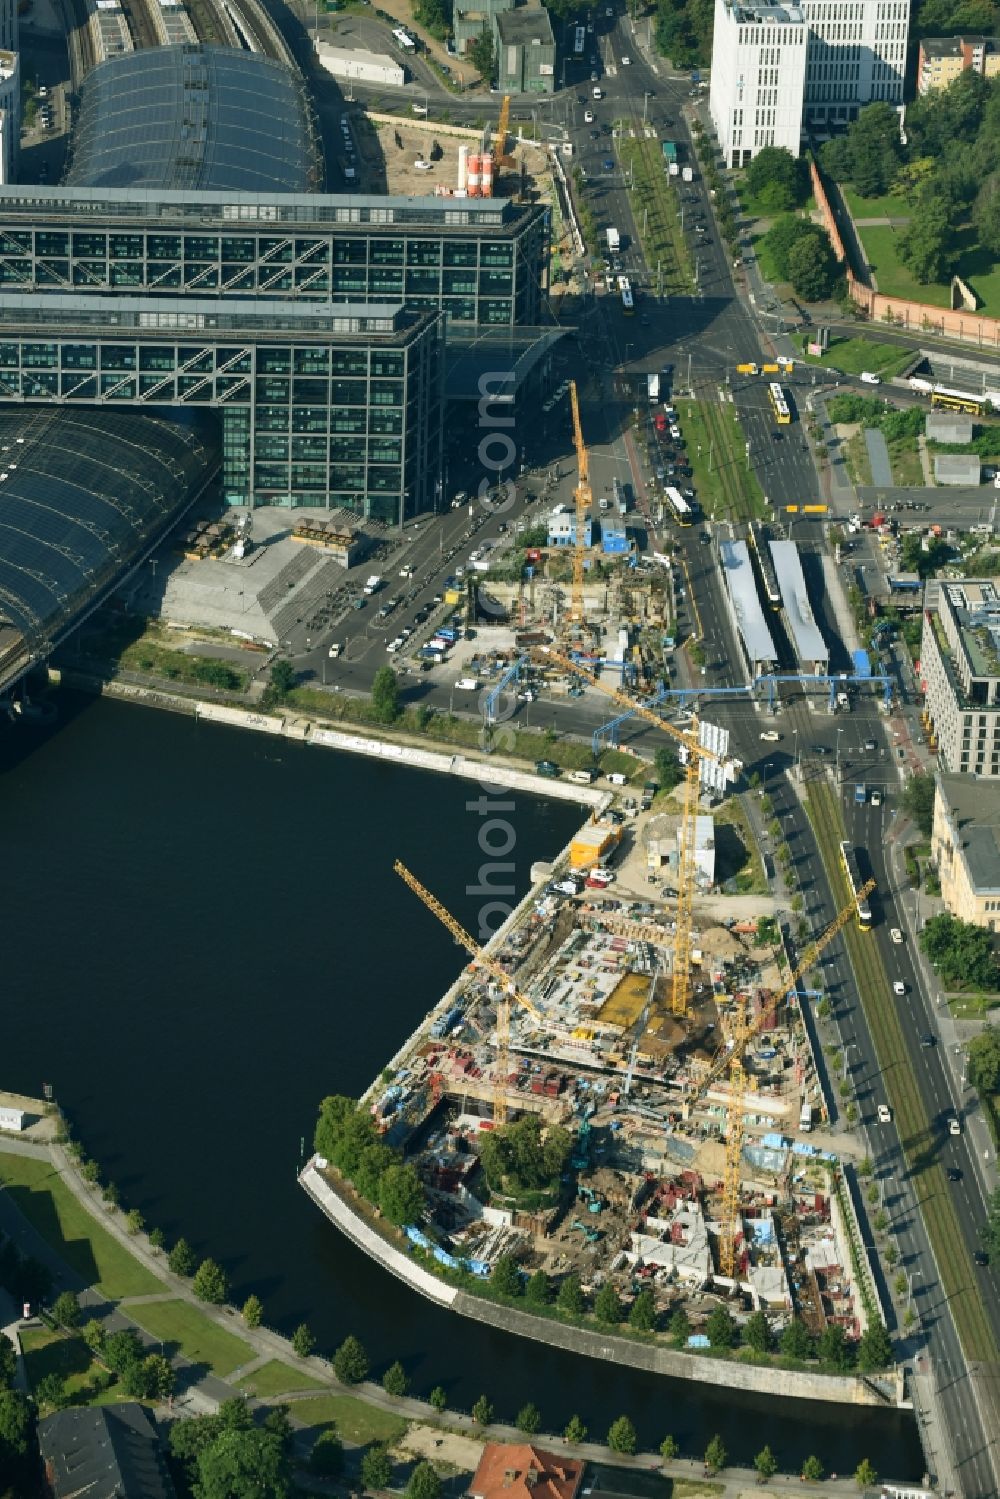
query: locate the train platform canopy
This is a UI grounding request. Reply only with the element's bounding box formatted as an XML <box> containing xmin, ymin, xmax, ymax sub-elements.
<box><xmin>0</xmin><ymin>408</ymin><xmax>216</xmax><ymax>692</ymax></box>
<box><xmin>769</xmin><ymin>539</ymin><xmax>828</xmax><ymax>668</ymax></box>
<box><xmin>718</xmin><ymin>539</ymin><xmax>776</xmax><ymax>669</ymax></box>
<box><xmin>65</xmin><ymin>45</ymin><xmax>321</xmax><ymax>194</ymax></box>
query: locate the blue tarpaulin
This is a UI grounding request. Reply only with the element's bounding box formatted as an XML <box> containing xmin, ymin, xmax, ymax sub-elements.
<box><xmin>852</xmin><ymin>649</ymin><xmax>871</xmax><ymax>678</ymax></box>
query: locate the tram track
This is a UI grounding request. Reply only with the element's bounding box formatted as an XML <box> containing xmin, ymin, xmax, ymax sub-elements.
<box><xmin>802</xmin><ymin>773</ymin><xmax>996</xmax><ymax>1364</ymax></box>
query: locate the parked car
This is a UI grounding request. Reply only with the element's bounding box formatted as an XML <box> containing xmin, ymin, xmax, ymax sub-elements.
<box><xmin>890</xmin><ymin>928</ymin><xmax>903</xmax><ymax>944</ymax></box>
<box><xmin>877</xmin><ymin>1104</ymin><xmax>892</xmax><ymax>1123</ymax></box>
<box><xmin>860</xmin><ymin>371</ymin><xmax>881</xmax><ymax>385</ymax></box>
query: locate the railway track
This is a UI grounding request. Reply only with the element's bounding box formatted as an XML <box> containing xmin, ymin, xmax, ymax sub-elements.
<box><xmin>803</xmin><ymin>773</ymin><xmax>996</xmax><ymax>1364</ymax></box>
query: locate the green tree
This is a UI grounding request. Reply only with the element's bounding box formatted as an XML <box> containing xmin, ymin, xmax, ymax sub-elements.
<box><xmin>763</xmin><ymin>214</ymin><xmax>819</xmax><ymax>279</ymax></box>
<box><xmin>557</xmin><ymin>1274</ymin><xmax>585</xmax><ymax>1315</ymax></box>
<box><xmin>81</xmin><ymin>1160</ymin><xmax>100</xmax><ymax>1185</ymax></box>
<box><xmin>654</xmin><ymin>745</ymin><xmax>683</xmax><ymax>791</ymax></box>
<box><xmin>659</xmin><ymin>1435</ymin><xmax>679</xmax><ymax>1462</ymax></box>
<box><xmin>743</xmin><ymin>1309</ymin><xmax>771</xmax><ymax>1354</ymax></box>
<box><xmin>755</xmin><ymin>1445</ymin><xmax>778</xmax><ymax>1481</ymax></box>
<box><xmin>491</xmin><ymin>1254</ymin><xmax>523</xmax><ymax>1298</ymax></box>
<box><xmin>192</xmin><ymin>1257</ymin><xmax>229</xmax><ymax>1305</ymax></box>
<box><xmin>516</xmin><ymin>1402</ymin><xmax>541</xmax><ymax>1434</ymax></box>
<box><xmin>781</xmin><ymin>1317</ymin><xmax>813</xmax><ymax>1360</ymax></box>
<box><xmin>167</xmin><ymin>1237</ymin><xmax>197</xmax><ymax>1277</ymax></box>
<box><xmin>143</xmin><ymin>1352</ymin><xmax>176</xmax><ymax>1401</ymax></box>
<box><xmin>35</xmin><ymin>1372</ymin><xmax>67</xmax><ymax>1409</ymax></box>
<box><xmin>857</xmin><ymin>1321</ymin><xmax>894</xmax><ymax>1372</ymax></box>
<box><xmin>823</xmin><ymin>101</ymin><xmax>903</xmax><ymax>197</ymax></box>
<box><xmin>82</xmin><ymin>1319</ymin><xmax>105</xmax><ymax>1354</ymax></box>
<box><xmin>371</xmin><ymin>666</ymin><xmax>401</xmax><ymax>723</ymax></box>
<box><xmin>980</xmin><ymin>1186</ymin><xmax>1000</xmax><ymax>1262</ymax></box>
<box><xmin>311</xmin><ymin>1429</ymin><xmax>344</xmax><ymax>1477</ymax></box>
<box><xmin>594</xmin><ymin>1283</ymin><xmax>621</xmax><ymax>1325</ymax></box>
<box><xmin>818</xmin><ymin>1322</ymin><xmax>852</xmax><ymax>1370</ymax></box>
<box><xmin>855</xmin><ymin>1457</ymin><xmax>877</xmax><ymax>1488</ymax></box>
<box><xmin>607</xmin><ymin>1415</ymin><xmax>637</xmax><ymax>1454</ymax></box>
<box><xmin>802</xmin><ymin>1454</ymin><xmax>824</xmax><ymax>1482</ymax></box>
<box><xmin>429</xmin><ymin>1386</ymin><xmax>448</xmax><ymax>1414</ymax></box>
<box><xmin>564</xmin><ymin>1414</ymin><xmax>587</xmax><ymax>1444</ymax></box>
<box><xmin>706</xmin><ymin>1304</ymin><xmax>736</xmax><ymax>1349</ymax></box>
<box><xmin>787</xmin><ymin>230</ymin><xmax>840</xmax><ymax>302</ymax></box>
<box><xmin>242</xmin><ymin>1294</ymin><xmax>263</xmax><ymax>1329</ymax></box>
<box><xmin>974</xmin><ymin>169</ymin><xmax>1000</xmax><ymax>255</ymax></box>
<box><xmin>149</xmin><ymin>1227</ymin><xmax>165</xmax><ymax>1252</ymax></box>
<box><xmin>293</xmin><ymin>1323</ymin><xmax>317</xmax><ymax>1361</ymax></box>
<box><xmin>378</xmin><ymin>1163</ymin><xmax>425</xmax><ymax>1226</ymax></box>
<box><xmin>468</xmin><ymin>29</ymin><xmax>495</xmax><ymax>83</ymax></box>
<box><xmin>382</xmin><ymin>1361</ymin><xmax>409</xmax><ymax>1398</ymax></box>
<box><xmin>102</xmin><ymin>1328</ymin><xmax>144</xmax><ymax>1374</ymax></box>
<box><xmin>899</xmin><ymin>194</ymin><xmax>956</xmax><ymax>283</ymax></box>
<box><xmin>0</xmin><ymin>1334</ymin><xmax>15</xmax><ymax>1390</ymax></box>
<box><xmin>628</xmin><ymin>1287</ymin><xmax>656</xmax><ymax>1332</ymax></box>
<box><xmin>479</xmin><ymin>1114</ymin><xmax>572</xmax><ymax>1195</ymax></box>
<box><xmin>125</xmin><ymin>1208</ymin><xmax>144</xmax><ymax>1236</ymax></box>
<box><xmin>968</xmin><ymin>1029</ymin><xmax>1000</xmax><ymax>1094</ymax></box>
<box><xmin>472</xmin><ymin>1394</ymin><xmax>494</xmax><ymax>1426</ymax></box>
<box><xmin>0</xmin><ymin>1388</ymin><xmax>32</xmax><ymax>1469</ymax></box>
<box><xmin>746</xmin><ymin>145</ymin><xmax>808</xmax><ymax>211</ymax></box>
<box><xmin>705</xmin><ymin>1434</ymin><xmax>728</xmax><ymax>1474</ymax></box>
<box><xmin>269</xmin><ymin>659</ymin><xmax>297</xmax><ymax>701</ymax></box>
<box><xmin>196</xmin><ymin>1426</ymin><xmax>290</xmax><ymax>1499</ymax></box>
<box><xmin>362</xmin><ymin>1444</ymin><xmax>394</xmax><ymax>1491</ymax></box>
<box><xmin>921</xmin><ymin>912</ymin><xmax>1000</xmax><ymax>989</ymax></box>
<box><xmin>667</xmin><ymin>1307</ymin><xmax>690</xmax><ymax>1348</ymax></box>
<box><xmin>525</xmin><ymin>1270</ymin><xmax>550</xmax><ymax>1307</ymax></box>
<box><xmin>51</xmin><ymin>1291</ymin><xmax>80</xmax><ymax>1329</ymax></box>
<box><xmin>407</xmin><ymin>1461</ymin><xmax>443</xmax><ymax>1499</ymax></box>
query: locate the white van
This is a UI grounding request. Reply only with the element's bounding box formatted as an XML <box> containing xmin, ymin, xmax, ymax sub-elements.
<box><xmin>455</xmin><ymin>677</ymin><xmax>479</xmax><ymax>691</ymax></box>
<box><xmin>593</xmin><ymin>86</ymin><xmax>602</xmax><ymax>99</ymax></box>
<box><xmin>860</xmin><ymin>371</ymin><xmax>881</xmax><ymax>385</ymax></box>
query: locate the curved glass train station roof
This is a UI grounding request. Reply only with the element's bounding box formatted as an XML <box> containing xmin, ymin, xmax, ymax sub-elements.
<box><xmin>66</xmin><ymin>45</ymin><xmax>319</xmax><ymax>193</ymax></box>
<box><xmin>0</xmin><ymin>409</ymin><xmax>216</xmax><ymax>672</ymax></box>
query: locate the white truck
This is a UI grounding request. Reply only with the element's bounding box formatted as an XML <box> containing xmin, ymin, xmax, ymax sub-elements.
<box><xmin>799</xmin><ymin>1102</ymin><xmax>813</xmax><ymax>1133</ymax></box>
<box><xmin>681</xmin><ymin>165</ymin><xmax>694</xmax><ymax>182</ymax></box>
<box><xmin>647</xmin><ymin>372</ymin><xmax>660</xmax><ymax>403</ymax></box>
<box><xmin>362</xmin><ymin>574</ymin><xmax>382</xmax><ymax>595</ymax></box>
<box><xmin>606</xmin><ymin>226</ymin><xmax>620</xmax><ymax>253</ymax></box>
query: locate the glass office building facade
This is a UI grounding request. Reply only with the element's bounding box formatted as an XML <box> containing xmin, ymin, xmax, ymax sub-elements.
<box><xmin>0</xmin><ymin>296</ymin><xmax>444</xmax><ymax>517</ymax></box>
<box><xmin>0</xmin><ymin>189</ymin><xmax>549</xmax><ymax>328</ymax></box>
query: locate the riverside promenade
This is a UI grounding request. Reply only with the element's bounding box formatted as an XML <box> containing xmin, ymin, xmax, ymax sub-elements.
<box><xmin>0</xmin><ymin>1130</ymin><xmax>899</xmax><ymax>1497</ymax></box>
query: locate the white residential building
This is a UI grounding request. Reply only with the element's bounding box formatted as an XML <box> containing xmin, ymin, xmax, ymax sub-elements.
<box><xmin>710</xmin><ymin>0</ymin><xmax>910</xmax><ymax>163</ymax></box>
<box><xmin>710</xmin><ymin>0</ymin><xmax>808</xmax><ymax>167</ymax></box>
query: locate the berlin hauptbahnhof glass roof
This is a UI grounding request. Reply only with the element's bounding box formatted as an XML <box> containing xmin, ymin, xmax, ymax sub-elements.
<box><xmin>66</xmin><ymin>45</ymin><xmax>319</xmax><ymax>193</ymax></box>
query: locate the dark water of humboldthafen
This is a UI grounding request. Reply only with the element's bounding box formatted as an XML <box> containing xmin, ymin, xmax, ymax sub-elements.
<box><xmin>2</xmin><ymin>691</ymin><xmax>922</xmax><ymax>1479</ymax></box>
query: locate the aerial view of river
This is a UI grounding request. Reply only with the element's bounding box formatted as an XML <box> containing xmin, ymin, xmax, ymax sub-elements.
<box><xmin>2</xmin><ymin>691</ymin><xmax>921</xmax><ymax>1477</ymax></box>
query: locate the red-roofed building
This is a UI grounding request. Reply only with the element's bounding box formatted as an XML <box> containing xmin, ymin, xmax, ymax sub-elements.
<box><xmin>469</xmin><ymin>1444</ymin><xmax>585</xmax><ymax>1499</ymax></box>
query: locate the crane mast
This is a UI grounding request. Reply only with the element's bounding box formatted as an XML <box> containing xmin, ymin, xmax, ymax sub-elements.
<box><xmin>394</xmin><ymin>860</ymin><xmax>542</xmax><ymax>1126</ymax></box>
<box><xmin>567</xmin><ymin>382</ymin><xmax>591</xmax><ymax>628</ymax></box>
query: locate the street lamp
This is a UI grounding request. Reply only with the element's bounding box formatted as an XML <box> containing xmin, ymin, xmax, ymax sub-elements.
<box><xmin>643</xmin><ymin>90</ymin><xmax>650</xmax><ymax>125</ymax></box>
<box><xmin>835</xmin><ymin>726</ymin><xmax>844</xmax><ymax>778</ymax></box>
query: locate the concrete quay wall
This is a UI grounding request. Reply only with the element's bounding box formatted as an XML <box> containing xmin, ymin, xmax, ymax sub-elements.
<box><xmin>300</xmin><ymin>1161</ymin><xmax>892</xmax><ymax>1408</ymax></box>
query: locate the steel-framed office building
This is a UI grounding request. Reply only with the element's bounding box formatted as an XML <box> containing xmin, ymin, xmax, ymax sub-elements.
<box><xmin>0</xmin><ymin>45</ymin><xmax>550</xmax><ymax>519</ymax></box>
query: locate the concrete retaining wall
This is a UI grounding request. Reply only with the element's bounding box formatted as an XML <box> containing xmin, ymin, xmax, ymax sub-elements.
<box><xmin>300</xmin><ymin>1161</ymin><xmax>892</xmax><ymax>1407</ymax></box>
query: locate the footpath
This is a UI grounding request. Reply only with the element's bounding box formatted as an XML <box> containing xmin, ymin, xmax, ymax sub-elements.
<box><xmin>0</xmin><ymin>1132</ymin><xmax>885</xmax><ymax>1497</ymax></box>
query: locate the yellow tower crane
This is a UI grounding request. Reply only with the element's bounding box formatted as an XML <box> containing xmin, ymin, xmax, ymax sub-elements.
<box><xmin>533</xmin><ymin>645</ymin><xmax>724</xmax><ymax>1016</ymax></box>
<box><xmin>567</xmin><ymin>381</ymin><xmax>591</xmax><ymax>630</ymax></box>
<box><xmin>394</xmin><ymin>860</ymin><xmax>543</xmax><ymax>1126</ymax></box>
<box><xmin>695</xmin><ymin>878</ymin><xmax>876</xmax><ymax>1278</ymax></box>
<box><xmin>494</xmin><ymin>94</ymin><xmax>511</xmax><ymax>164</ymax></box>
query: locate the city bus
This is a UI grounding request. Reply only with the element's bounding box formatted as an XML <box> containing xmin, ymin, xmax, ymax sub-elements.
<box><xmin>664</xmin><ymin>486</ymin><xmax>692</xmax><ymax>526</ymax></box>
<box><xmin>931</xmin><ymin>389</ymin><xmax>987</xmax><ymax>416</ymax></box>
<box><xmin>392</xmin><ymin>26</ymin><xmax>416</xmax><ymax>51</ymax></box>
<box><xmin>839</xmin><ymin>840</ymin><xmax>872</xmax><ymax>930</ymax></box>
<box><xmin>619</xmin><ymin>276</ymin><xmax>634</xmax><ymax>314</ymax></box>
<box><xmin>768</xmin><ymin>382</ymin><xmax>791</xmax><ymax>425</ymax></box>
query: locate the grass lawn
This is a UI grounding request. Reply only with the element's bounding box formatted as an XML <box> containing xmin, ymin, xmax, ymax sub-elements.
<box><xmin>235</xmin><ymin>1359</ymin><xmax>327</xmax><ymax>1397</ymax></box>
<box><xmin>713</xmin><ymin>797</ymin><xmax>768</xmax><ymax>896</ymax></box>
<box><xmin>21</xmin><ymin>1325</ymin><xmax>101</xmax><ymax>1402</ymax></box>
<box><xmin>128</xmin><ymin>1299</ymin><xmax>253</xmax><ymax>1378</ymax></box>
<box><xmin>671</xmin><ymin>1483</ymin><xmax>725</xmax><ymax>1499</ymax></box>
<box><xmin>888</xmin><ymin>433</ymin><xmax>925</xmax><ymax>487</ymax></box>
<box><xmin>289</xmin><ymin>1394</ymin><xmax>408</xmax><ymax>1447</ymax></box>
<box><xmin>859</xmin><ymin>223</ymin><xmax>1000</xmax><ymax>317</ymax></box>
<box><xmin>841</xmin><ymin>430</ymin><xmax>873</xmax><ymax>488</ymax></box>
<box><xmin>841</xmin><ymin>187</ymin><xmax>911</xmax><ymax>221</ymax></box>
<box><xmin>0</xmin><ymin>1152</ymin><xmax>162</xmax><ymax>1299</ymax></box>
<box><xmin>750</xmin><ymin>232</ymin><xmax>789</xmax><ymax>294</ymax></box>
<box><xmin>799</xmin><ymin>335</ymin><xmax>915</xmax><ymax>378</ymax></box>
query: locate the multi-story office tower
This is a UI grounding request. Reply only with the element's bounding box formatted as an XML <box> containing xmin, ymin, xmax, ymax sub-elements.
<box><xmin>709</xmin><ymin>0</ymin><xmax>808</xmax><ymax>167</ymax></box>
<box><xmin>711</xmin><ymin>0</ymin><xmax>910</xmax><ymax>162</ymax></box>
<box><xmin>921</xmin><ymin>579</ymin><xmax>1000</xmax><ymax>777</ymax></box>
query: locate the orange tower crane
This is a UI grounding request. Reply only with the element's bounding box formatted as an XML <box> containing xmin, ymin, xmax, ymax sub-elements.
<box><xmin>692</xmin><ymin>880</ymin><xmax>875</xmax><ymax>1277</ymax></box>
<box><xmin>567</xmin><ymin>381</ymin><xmax>592</xmax><ymax>630</ymax></box>
<box><xmin>494</xmin><ymin>94</ymin><xmax>511</xmax><ymax>164</ymax></box>
<box><xmin>533</xmin><ymin>645</ymin><xmax>725</xmax><ymax>1016</ymax></box>
<box><xmin>394</xmin><ymin>860</ymin><xmax>543</xmax><ymax>1126</ymax></box>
